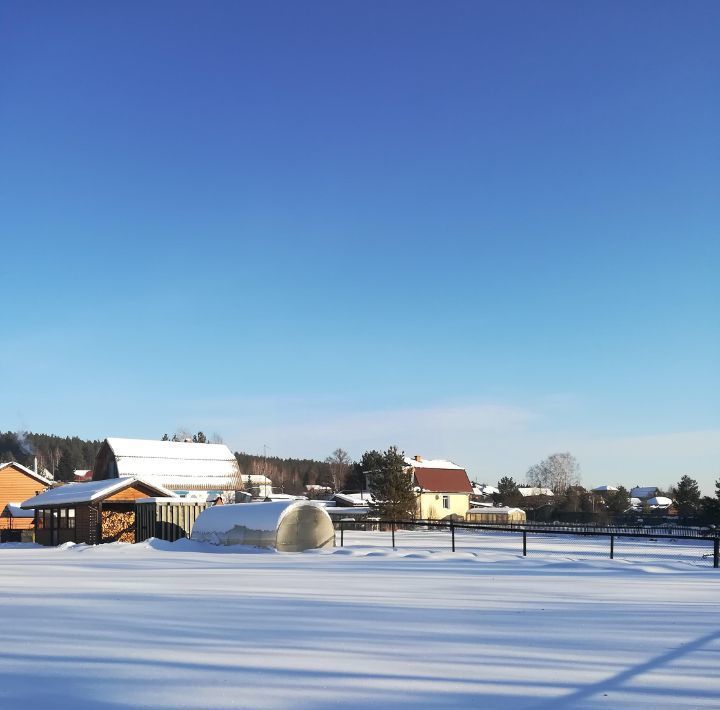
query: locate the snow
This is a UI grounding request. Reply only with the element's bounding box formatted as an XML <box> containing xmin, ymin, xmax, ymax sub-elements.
<box><xmin>467</xmin><ymin>506</ymin><xmax>523</xmax><ymax>514</ymax></box>
<box><xmin>631</xmin><ymin>486</ymin><xmax>659</xmax><ymax>499</ymax></box>
<box><xmin>191</xmin><ymin>500</ymin><xmax>319</xmax><ymax>537</ymax></box>
<box><xmin>0</xmin><ymin>460</ymin><xmax>52</xmax><ymax>485</ymax></box>
<box><xmin>647</xmin><ymin>496</ymin><xmax>673</xmax><ymax>507</ymax></box>
<box><xmin>106</xmin><ymin>437</ymin><xmax>240</xmax><ymax>489</ymax></box>
<box><xmin>592</xmin><ymin>485</ymin><xmax>619</xmax><ymax>492</ymax></box>
<box><xmin>404</xmin><ymin>456</ymin><xmax>464</xmax><ymax>470</ymax></box>
<box><xmin>517</xmin><ymin>487</ymin><xmax>554</xmax><ymax>497</ymax></box>
<box><xmin>1</xmin><ymin>533</ymin><xmax>719</xmax><ymax>708</ymax></box>
<box><xmin>5</xmin><ymin>503</ymin><xmax>34</xmax><ymax>517</ymax></box>
<box><xmin>334</xmin><ymin>492</ymin><xmax>375</xmax><ymax>506</ymax></box>
<box><xmin>20</xmin><ymin>477</ymin><xmax>175</xmax><ymax>508</ymax></box>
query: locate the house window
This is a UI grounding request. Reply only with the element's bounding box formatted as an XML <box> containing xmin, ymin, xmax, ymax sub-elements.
<box><xmin>442</xmin><ymin>495</ymin><xmax>450</xmax><ymax>509</ymax></box>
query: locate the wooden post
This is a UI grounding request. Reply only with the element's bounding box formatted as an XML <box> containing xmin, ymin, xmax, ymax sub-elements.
<box><xmin>450</xmin><ymin>519</ymin><xmax>455</xmax><ymax>552</ymax></box>
<box><xmin>610</xmin><ymin>534</ymin><xmax>615</xmax><ymax>559</ymax></box>
<box><xmin>523</xmin><ymin>530</ymin><xmax>527</xmax><ymax>556</ymax></box>
<box><xmin>714</xmin><ymin>537</ymin><xmax>719</xmax><ymax>569</ymax></box>
<box><xmin>391</xmin><ymin>520</ymin><xmax>396</xmax><ymax>549</ymax></box>
<box><xmin>340</xmin><ymin>520</ymin><xmax>344</xmax><ymax>548</ymax></box>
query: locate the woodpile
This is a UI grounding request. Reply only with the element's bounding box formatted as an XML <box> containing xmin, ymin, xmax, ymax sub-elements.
<box><xmin>102</xmin><ymin>510</ymin><xmax>135</xmax><ymax>543</ymax></box>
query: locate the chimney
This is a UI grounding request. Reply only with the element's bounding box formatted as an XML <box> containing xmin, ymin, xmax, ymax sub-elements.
<box><xmin>414</xmin><ymin>455</ymin><xmax>423</xmax><ymax>462</ymax></box>
<box><xmin>34</xmin><ymin>457</ymin><xmax>38</xmax><ymax>474</ymax></box>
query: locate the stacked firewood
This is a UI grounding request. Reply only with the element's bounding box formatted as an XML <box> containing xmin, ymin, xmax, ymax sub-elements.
<box><xmin>102</xmin><ymin>510</ymin><xmax>136</xmax><ymax>543</ymax></box>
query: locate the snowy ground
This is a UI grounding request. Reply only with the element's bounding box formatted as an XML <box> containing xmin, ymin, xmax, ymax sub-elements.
<box><xmin>1</xmin><ymin>533</ymin><xmax>719</xmax><ymax>709</ymax></box>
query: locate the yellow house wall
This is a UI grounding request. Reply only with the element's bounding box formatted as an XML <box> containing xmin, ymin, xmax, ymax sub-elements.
<box><xmin>417</xmin><ymin>493</ymin><xmax>469</xmax><ymax>520</ymax></box>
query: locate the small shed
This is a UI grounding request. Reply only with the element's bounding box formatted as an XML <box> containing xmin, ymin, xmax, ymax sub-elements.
<box><xmin>466</xmin><ymin>507</ymin><xmax>527</xmax><ymax>524</ymax></box>
<box><xmin>21</xmin><ymin>477</ymin><xmax>174</xmax><ymax>546</ymax></box>
<box><xmin>191</xmin><ymin>501</ymin><xmax>335</xmax><ymax>551</ymax></box>
<box><xmin>135</xmin><ymin>497</ymin><xmax>212</xmax><ymax>542</ymax></box>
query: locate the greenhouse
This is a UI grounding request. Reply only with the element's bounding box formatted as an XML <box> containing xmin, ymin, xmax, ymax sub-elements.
<box><xmin>465</xmin><ymin>507</ymin><xmax>526</xmax><ymax>524</ymax></box>
<box><xmin>191</xmin><ymin>500</ymin><xmax>335</xmax><ymax>551</ymax></box>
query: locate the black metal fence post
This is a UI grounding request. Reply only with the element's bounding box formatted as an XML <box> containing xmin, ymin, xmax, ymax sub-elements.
<box><xmin>610</xmin><ymin>535</ymin><xmax>614</xmax><ymax>559</ymax></box>
<box><xmin>391</xmin><ymin>520</ymin><xmax>396</xmax><ymax>548</ymax></box>
<box><xmin>450</xmin><ymin>520</ymin><xmax>455</xmax><ymax>552</ymax></box>
<box><xmin>340</xmin><ymin>520</ymin><xmax>344</xmax><ymax>548</ymax></box>
<box><xmin>522</xmin><ymin>530</ymin><xmax>527</xmax><ymax>556</ymax></box>
<box><xmin>714</xmin><ymin>537</ymin><xmax>719</xmax><ymax>569</ymax></box>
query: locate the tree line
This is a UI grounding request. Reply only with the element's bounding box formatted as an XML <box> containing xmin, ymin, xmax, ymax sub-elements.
<box><xmin>0</xmin><ymin>430</ymin><xmax>101</xmax><ymax>482</ymax></box>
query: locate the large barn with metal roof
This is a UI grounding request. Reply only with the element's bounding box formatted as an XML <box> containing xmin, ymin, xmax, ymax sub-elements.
<box><xmin>92</xmin><ymin>437</ymin><xmax>242</xmax><ymax>492</ymax></box>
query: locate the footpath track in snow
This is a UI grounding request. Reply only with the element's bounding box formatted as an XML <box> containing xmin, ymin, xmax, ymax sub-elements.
<box><xmin>1</xmin><ymin>539</ymin><xmax>719</xmax><ymax>709</ymax></box>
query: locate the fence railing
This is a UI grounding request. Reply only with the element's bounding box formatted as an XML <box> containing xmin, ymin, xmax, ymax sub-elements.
<box><xmin>336</xmin><ymin>519</ymin><xmax>720</xmax><ymax>568</ymax></box>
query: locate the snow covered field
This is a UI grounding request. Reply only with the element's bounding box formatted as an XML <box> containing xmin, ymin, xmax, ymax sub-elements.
<box><xmin>1</xmin><ymin>536</ymin><xmax>719</xmax><ymax>709</ymax></box>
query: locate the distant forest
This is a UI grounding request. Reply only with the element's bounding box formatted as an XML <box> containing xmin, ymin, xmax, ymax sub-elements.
<box><xmin>0</xmin><ymin>431</ymin><xmax>101</xmax><ymax>482</ymax></box>
<box><xmin>0</xmin><ymin>430</ymin><xmax>337</xmax><ymax>493</ymax></box>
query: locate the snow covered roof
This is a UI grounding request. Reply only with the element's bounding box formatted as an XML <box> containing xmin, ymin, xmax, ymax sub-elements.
<box><xmin>647</xmin><ymin>496</ymin><xmax>673</xmax><ymax>507</ymax></box>
<box><xmin>103</xmin><ymin>438</ymin><xmax>241</xmax><ymax>490</ymax></box>
<box><xmin>517</xmin><ymin>487</ymin><xmax>554</xmax><ymax>497</ymax></box>
<box><xmin>592</xmin><ymin>485</ymin><xmax>619</xmax><ymax>492</ymax></box>
<box><xmin>630</xmin><ymin>486</ymin><xmax>659</xmax><ymax>499</ymax></box>
<box><xmin>4</xmin><ymin>503</ymin><xmax>34</xmax><ymax>518</ymax></box>
<box><xmin>21</xmin><ymin>477</ymin><xmax>175</xmax><ymax>508</ymax></box>
<box><xmin>468</xmin><ymin>507</ymin><xmax>524</xmax><ymax>515</ymax></box>
<box><xmin>334</xmin><ymin>492</ymin><xmax>375</xmax><ymax>506</ymax></box>
<box><xmin>473</xmin><ymin>484</ymin><xmax>499</xmax><ymax>496</ymax></box>
<box><xmin>0</xmin><ymin>461</ymin><xmax>53</xmax><ymax>486</ymax></box>
<box><xmin>404</xmin><ymin>456</ymin><xmax>464</xmax><ymax>470</ymax></box>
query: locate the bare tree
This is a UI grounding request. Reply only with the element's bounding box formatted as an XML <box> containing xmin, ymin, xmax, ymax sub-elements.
<box><xmin>526</xmin><ymin>452</ymin><xmax>581</xmax><ymax>496</ymax></box>
<box><xmin>324</xmin><ymin>448</ymin><xmax>352</xmax><ymax>492</ymax></box>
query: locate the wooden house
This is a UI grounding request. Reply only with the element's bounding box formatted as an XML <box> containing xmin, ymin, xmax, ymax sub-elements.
<box><xmin>1</xmin><ymin>461</ymin><xmax>52</xmax><ymax>539</ymax></box>
<box><xmin>21</xmin><ymin>477</ymin><xmax>174</xmax><ymax>546</ymax></box>
<box><xmin>93</xmin><ymin>437</ymin><xmax>242</xmax><ymax>492</ymax></box>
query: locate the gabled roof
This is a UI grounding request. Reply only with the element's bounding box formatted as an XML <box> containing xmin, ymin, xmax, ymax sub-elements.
<box><xmin>631</xmin><ymin>486</ymin><xmax>659</xmax><ymax>499</ymax></box>
<box><xmin>103</xmin><ymin>438</ymin><xmax>241</xmax><ymax>490</ymax></box>
<box><xmin>0</xmin><ymin>461</ymin><xmax>53</xmax><ymax>486</ymax></box>
<box><xmin>413</xmin><ymin>468</ymin><xmax>472</xmax><ymax>494</ymax></box>
<box><xmin>592</xmin><ymin>485</ymin><xmax>619</xmax><ymax>492</ymax></box>
<box><xmin>21</xmin><ymin>477</ymin><xmax>175</xmax><ymax>509</ymax></box>
<box><xmin>4</xmin><ymin>503</ymin><xmax>35</xmax><ymax>518</ymax></box>
<box><xmin>404</xmin><ymin>456</ymin><xmax>464</xmax><ymax>470</ymax></box>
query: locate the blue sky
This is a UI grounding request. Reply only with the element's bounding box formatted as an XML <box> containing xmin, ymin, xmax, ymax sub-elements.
<box><xmin>1</xmin><ymin>1</ymin><xmax>718</xmax><ymax>492</ymax></box>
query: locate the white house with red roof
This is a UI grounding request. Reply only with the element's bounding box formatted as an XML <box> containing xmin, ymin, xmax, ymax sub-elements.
<box><xmin>404</xmin><ymin>455</ymin><xmax>473</xmax><ymax>520</ymax></box>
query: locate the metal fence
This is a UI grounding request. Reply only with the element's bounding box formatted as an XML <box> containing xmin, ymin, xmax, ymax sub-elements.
<box><xmin>336</xmin><ymin>519</ymin><xmax>720</xmax><ymax>568</ymax></box>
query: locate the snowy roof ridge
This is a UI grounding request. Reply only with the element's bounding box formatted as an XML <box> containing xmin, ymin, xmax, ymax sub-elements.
<box><xmin>21</xmin><ymin>477</ymin><xmax>176</xmax><ymax>508</ymax></box>
<box><xmin>403</xmin><ymin>456</ymin><xmax>464</xmax><ymax>470</ymax></box>
<box><xmin>107</xmin><ymin>437</ymin><xmax>238</xmax><ymax>462</ymax></box>
<box><xmin>0</xmin><ymin>460</ymin><xmax>53</xmax><ymax>486</ymax></box>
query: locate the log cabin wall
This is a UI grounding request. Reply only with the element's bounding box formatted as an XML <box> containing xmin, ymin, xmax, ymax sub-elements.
<box><xmin>0</xmin><ymin>463</ymin><xmax>50</xmax><ymax>531</ymax></box>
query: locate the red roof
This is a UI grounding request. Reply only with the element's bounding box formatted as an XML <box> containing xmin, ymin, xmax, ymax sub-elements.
<box><xmin>413</xmin><ymin>468</ymin><xmax>472</xmax><ymax>493</ymax></box>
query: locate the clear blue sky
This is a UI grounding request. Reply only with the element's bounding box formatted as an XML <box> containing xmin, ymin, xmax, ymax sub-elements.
<box><xmin>1</xmin><ymin>1</ymin><xmax>718</xmax><ymax>492</ymax></box>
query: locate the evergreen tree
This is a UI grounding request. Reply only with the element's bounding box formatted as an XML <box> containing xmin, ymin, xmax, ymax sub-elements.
<box><xmin>161</xmin><ymin>433</ymin><xmax>169</xmax><ymax>441</ymax></box>
<box><xmin>607</xmin><ymin>486</ymin><xmax>631</xmax><ymax>515</ymax></box>
<box><xmin>56</xmin><ymin>448</ymin><xmax>76</xmax><ymax>482</ymax></box>
<box><xmin>674</xmin><ymin>475</ymin><xmax>701</xmax><ymax>517</ymax></box>
<box><xmin>367</xmin><ymin>446</ymin><xmax>416</xmax><ymax>520</ymax></box>
<box><xmin>496</xmin><ymin>476</ymin><xmax>521</xmax><ymax>507</ymax></box>
<box><xmin>193</xmin><ymin>432</ymin><xmax>207</xmax><ymax>444</ymax></box>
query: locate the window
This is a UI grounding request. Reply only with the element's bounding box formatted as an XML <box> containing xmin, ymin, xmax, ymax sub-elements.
<box><xmin>442</xmin><ymin>495</ymin><xmax>450</xmax><ymax>509</ymax></box>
